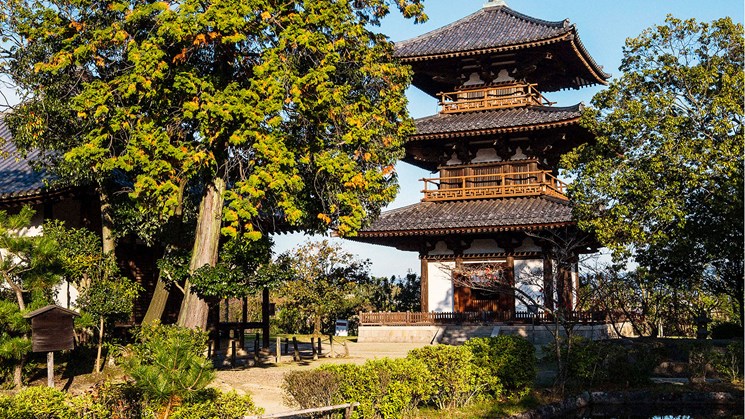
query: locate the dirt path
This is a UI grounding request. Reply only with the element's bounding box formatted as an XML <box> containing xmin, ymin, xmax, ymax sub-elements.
<box><xmin>211</xmin><ymin>341</ymin><xmax>429</xmax><ymax>414</ymax></box>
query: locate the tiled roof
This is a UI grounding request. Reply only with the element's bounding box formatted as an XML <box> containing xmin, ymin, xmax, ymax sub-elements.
<box><xmin>0</xmin><ymin>115</ymin><xmax>50</xmax><ymax>200</ymax></box>
<box><xmin>357</xmin><ymin>196</ymin><xmax>573</xmax><ymax>238</ymax></box>
<box><xmin>412</xmin><ymin>105</ymin><xmax>581</xmax><ymax>139</ymax></box>
<box><xmin>395</xmin><ymin>5</ymin><xmax>571</xmax><ymax>59</ymax></box>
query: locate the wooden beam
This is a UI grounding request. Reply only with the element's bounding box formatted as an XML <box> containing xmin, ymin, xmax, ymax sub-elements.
<box><xmin>420</xmin><ymin>258</ymin><xmax>429</xmax><ymax>313</ymax></box>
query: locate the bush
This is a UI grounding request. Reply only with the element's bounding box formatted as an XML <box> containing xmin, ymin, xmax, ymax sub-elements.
<box><xmin>322</xmin><ymin>357</ymin><xmax>433</xmax><ymax>418</ymax></box>
<box><xmin>545</xmin><ymin>337</ymin><xmax>659</xmax><ymax>388</ymax></box>
<box><xmin>710</xmin><ymin>322</ymin><xmax>744</xmax><ymax>339</ymax></box>
<box><xmin>408</xmin><ymin>345</ymin><xmax>482</xmax><ymax>409</ymax></box>
<box><xmin>464</xmin><ymin>336</ymin><xmax>536</xmax><ymax>399</ymax></box>
<box><xmin>171</xmin><ymin>389</ymin><xmax>263</xmax><ymax>418</ymax></box>
<box><xmin>123</xmin><ymin>322</ymin><xmax>215</xmax><ymax>416</ymax></box>
<box><xmin>0</xmin><ymin>385</ymin><xmax>109</xmax><ymax>419</ymax></box>
<box><xmin>283</xmin><ymin>369</ymin><xmax>341</xmax><ymax>409</ymax></box>
<box><xmin>711</xmin><ymin>341</ymin><xmax>744</xmax><ymax>384</ymax></box>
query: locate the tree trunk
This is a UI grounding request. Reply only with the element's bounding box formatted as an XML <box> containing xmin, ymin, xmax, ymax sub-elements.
<box><xmin>13</xmin><ymin>358</ymin><xmax>23</xmax><ymax>389</ymax></box>
<box><xmin>143</xmin><ymin>277</ymin><xmax>169</xmax><ymax>324</ymax></box>
<box><xmin>177</xmin><ymin>178</ymin><xmax>225</xmax><ymax>329</ymax></box>
<box><xmin>95</xmin><ymin>316</ymin><xmax>104</xmax><ymax>373</ymax></box>
<box><xmin>99</xmin><ymin>188</ymin><xmax>116</xmax><ymax>256</ymax></box>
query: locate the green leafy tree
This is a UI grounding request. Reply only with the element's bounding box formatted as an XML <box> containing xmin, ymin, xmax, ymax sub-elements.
<box><xmin>124</xmin><ymin>323</ymin><xmax>215</xmax><ymax>419</ymax></box>
<box><xmin>1</xmin><ymin>0</ymin><xmax>425</xmax><ymax>329</ymax></box>
<box><xmin>0</xmin><ymin>300</ymin><xmax>31</xmax><ymax>389</ymax></box>
<box><xmin>278</xmin><ymin>240</ymin><xmax>372</xmax><ymax>336</ymax></box>
<box><xmin>564</xmin><ymin>16</ymin><xmax>744</xmax><ymax>324</ymax></box>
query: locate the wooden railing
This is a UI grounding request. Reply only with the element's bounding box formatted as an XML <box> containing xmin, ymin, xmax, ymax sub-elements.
<box><xmin>438</xmin><ymin>83</ymin><xmax>553</xmax><ymax>114</ymax></box>
<box><xmin>421</xmin><ymin>170</ymin><xmax>568</xmax><ymax>201</ymax></box>
<box><xmin>360</xmin><ymin>311</ymin><xmax>613</xmax><ymax>326</ymax></box>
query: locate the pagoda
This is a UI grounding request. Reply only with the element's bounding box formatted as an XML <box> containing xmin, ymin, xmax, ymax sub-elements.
<box><xmin>352</xmin><ymin>1</ymin><xmax>609</xmax><ymax>323</ymax></box>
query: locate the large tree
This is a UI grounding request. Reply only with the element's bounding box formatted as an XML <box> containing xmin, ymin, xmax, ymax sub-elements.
<box><xmin>563</xmin><ymin>16</ymin><xmax>744</xmax><ymax>324</ymax></box>
<box><xmin>1</xmin><ymin>0</ymin><xmax>425</xmax><ymax>328</ymax></box>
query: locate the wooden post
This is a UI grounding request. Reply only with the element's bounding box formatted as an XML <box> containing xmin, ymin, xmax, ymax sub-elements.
<box><xmin>316</xmin><ymin>336</ymin><xmax>322</xmax><ymax>356</ymax></box>
<box><xmin>284</xmin><ymin>337</ymin><xmax>289</xmax><ymax>355</ymax></box>
<box><xmin>292</xmin><ymin>337</ymin><xmax>300</xmax><ymax>361</ymax></box>
<box><xmin>420</xmin><ymin>258</ymin><xmax>429</xmax><ymax>313</ymax></box>
<box><xmin>231</xmin><ymin>340</ymin><xmax>236</xmax><ymax>367</ymax></box>
<box><xmin>47</xmin><ymin>351</ymin><xmax>54</xmax><ymax>388</ymax></box>
<box><xmin>207</xmin><ymin>341</ymin><xmax>212</xmax><ymax>359</ymax></box>
<box><xmin>275</xmin><ymin>337</ymin><xmax>281</xmax><ymax>364</ymax></box>
<box><xmin>261</xmin><ymin>287</ymin><xmax>270</xmax><ymax>350</ymax></box>
<box><xmin>329</xmin><ymin>335</ymin><xmax>334</xmax><ymax>358</ymax></box>
<box><xmin>254</xmin><ymin>333</ymin><xmax>260</xmax><ymax>356</ymax></box>
<box><xmin>241</xmin><ymin>296</ymin><xmax>248</xmax><ymax>349</ymax></box>
<box><xmin>311</xmin><ymin>337</ymin><xmax>317</xmax><ymax>360</ymax></box>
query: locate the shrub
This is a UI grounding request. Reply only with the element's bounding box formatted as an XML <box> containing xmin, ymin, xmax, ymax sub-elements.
<box><xmin>711</xmin><ymin>341</ymin><xmax>744</xmax><ymax>384</ymax></box>
<box><xmin>123</xmin><ymin>322</ymin><xmax>215</xmax><ymax>417</ymax></box>
<box><xmin>710</xmin><ymin>322</ymin><xmax>744</xmax><ymax>339</ymax></box>
<box><xmin>283</xmin><ymin>369</ymin><xmax>342</xmax><ymax>409</ymax></box>
<box><xmin>171</xmin><ymin>389</ymin><xmax>263</xmax><ymax>419</ymax></box>
<box><xmin>464</xmin><ymin>336</ymin><xmax>536</xmax><ymax>399</ymax></box>
<box><xmin>545</xmin><ymin>337</ymin><xmax>659</xmax><ymax>388</ymax></box>
<box><xmin>0</xmin><ymin>386</ymin><xmax>77</xmax><ymax>419</ymax></box>
<box><xmin>408</xmin><ymin>345</ymin><xmax>482</xmax><ymax>409</ymax></box>
<box><xmin>321</xmin><ymin>357</ymin><xmax>433</xmax><ymax>418</ymax></box>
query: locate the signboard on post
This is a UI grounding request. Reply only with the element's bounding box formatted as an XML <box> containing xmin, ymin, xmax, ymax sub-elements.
<box><xmin>23</xmin><ymin>305</ymin><xmax>79</xmax><ymax>388</ymax></box>
<box><xmin>335</xmin><ymin>319</ymin><xmax>348</xmax><ymax>336</ymax></box>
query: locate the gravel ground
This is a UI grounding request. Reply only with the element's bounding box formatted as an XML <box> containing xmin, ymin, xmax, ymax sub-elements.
<box><xmin>211</xmin><ymin>340</ymin><xmax>430</xmax><ymax>414</ymax></box>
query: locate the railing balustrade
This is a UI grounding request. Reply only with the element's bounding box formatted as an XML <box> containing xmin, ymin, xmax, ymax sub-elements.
<box><xmin>360</xmin><ymin>310</ymin><xmax>615</xmax><ymax>326</ymax></box>
<box><xmin>421</xmin><ymin>170</ymin><xmax>568</xmax><ymax>201</ymax></box>
<box><xmin>438</xmin><ymin>83</ymin><xmax>553</xmax><ymax>114</ymax></box>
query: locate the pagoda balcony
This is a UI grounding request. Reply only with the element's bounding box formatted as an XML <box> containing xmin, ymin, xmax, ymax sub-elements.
<box><xmin>438</xmin><ymin>83</ymin><xmax>554</xmax><ymax>114</ymax></box>
<box><xmin>421</xmin><ymin>170</ymin><xmax>568</xmax><ymax>202</ymax></box>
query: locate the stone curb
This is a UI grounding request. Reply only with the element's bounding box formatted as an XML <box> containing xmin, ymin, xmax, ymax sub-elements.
<box><xmin>508</xmin><ymin>391</ymin><xmax>742</xmax><ymax>419</ymax></box>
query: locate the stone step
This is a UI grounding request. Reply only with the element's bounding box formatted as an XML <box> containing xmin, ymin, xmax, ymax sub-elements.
<box><xmin>438</xmin><ymin>326</ymin><xmax>494</xmax><ymax>345</ymax></box>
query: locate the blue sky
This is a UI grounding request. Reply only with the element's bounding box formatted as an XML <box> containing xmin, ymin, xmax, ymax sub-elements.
<box><xmin>273</xmin><ymin>0</ymin><xmax>744</xmax><ymax>277</ymax></box>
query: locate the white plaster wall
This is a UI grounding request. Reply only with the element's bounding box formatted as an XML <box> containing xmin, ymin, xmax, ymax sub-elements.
<box><xmin>514</xmin><ymin>258</ymin><xmax>543</xmax><ymax>311</ymax></box>
<box><xmin>429</xmin><ymin>240</ymin><xmax>454</xmax><ymax>256</ymax></box>
<box><xmin>515</xmin><ymin>237</ymin><xmax>541</xmax><ymax>252</ymax></box>
<box><xmin>427</xmin><ymin>261</ymin><xmax>454</xmax><ymax>312</ymax></box>
<box><xmin>471</xmin><ymin>148</ymin><xmax>500</xmax><ymax>164</ymax></box>
<box><xmin>463</xmin><ymin>239</ymin><xmax>503</xmax><ymax>254</ymax></box>
<box><xmin>54</xmin><ymin>281</ymin><xmax>80</xmax><ymax>310</ymax></box>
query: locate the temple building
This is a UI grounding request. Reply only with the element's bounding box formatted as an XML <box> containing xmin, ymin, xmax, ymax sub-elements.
<box><xmin>352</xmin><ymin>1</ymin><xmax>613</xmax><ymax>338</ymax></box>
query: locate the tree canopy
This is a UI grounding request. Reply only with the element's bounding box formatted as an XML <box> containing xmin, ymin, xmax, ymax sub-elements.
<box><xmin>1</xmin><ymin>0</ymin><xmax>426</xmax><ymax>328</ymax></box>
<box><xmin>563</xmin><ymin>16</ymin><xmax>744</xmax><ymax>324</ymax></box>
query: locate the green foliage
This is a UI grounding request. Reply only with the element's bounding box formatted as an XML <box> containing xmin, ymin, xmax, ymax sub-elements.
<box><xmin>124</xmin><ymin>323</ymin><xmax>215</xmax><ymax>410</ymax></box>
<box><xmin>277</xmin><ymin>240</ymin><xmax>374</xmax><ymax>335</ymax></box>
<box><xmin>0</xmin><ymin>385</ymin><xmax>106</xmax><ymax>419</ymax></box>
<box><xmin>321</xmin><ymin>357</ymin><xmax>433</xmax><ymax>418</ymax></box>
<box><xmin>283</xmin><ymin>369</ymin><xmax>341</xmax><ymax>409</ymax></box>
<box><xmin>711</xmin><ymin>341</ymin><xmax>744</xmax><ymax>384</ymax></box>
<box><xmin>544</xmin><ymin>337</ymin><xmax>660</xmax><ymax>388</ymax></box>
<box><xmin>565</xmin><ymin>16</ymin><xmax>744</xmax><ymax>324</ymax></box>
<box><xmin>0</xmin><ymin>206</ymin><xmax>62</xmax><ymax>310</ymax></box>
<box><xmin>367</xmin><ymin>273</ymin><xmax>421</xmax><ymax>313</ymax></box>
<box><xmin>171</xmin><ymin>389</ymin><xmax>263</xmax><ymax>419</ymax></box>
<box><xmin>408</xmin><ymin>345</ymin><xmax>482</xmax><ymax>410</ymax></box>
<box><xmin>464</xmin><ymin>336</ymin><xmax>536</xmax><ymax>399</ymax></box>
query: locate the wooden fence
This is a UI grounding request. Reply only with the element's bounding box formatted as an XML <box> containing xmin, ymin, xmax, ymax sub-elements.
<box><xmin>359</xmin><ymin>310</ymin><xmax>614</xmax><ymax>326</ymax></box>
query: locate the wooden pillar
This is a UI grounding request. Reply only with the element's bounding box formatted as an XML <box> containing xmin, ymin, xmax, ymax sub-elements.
<box><xmin>261</xmin><ymin>287</ymin><xmax>270</xmax><ymax>350</ymax></box>
<box><xmin>420</xmin><ymin>258</ymin><xmax>429</xmax><ymax>313</ymax></box>
<box><xmin>505</xmin><ymin>255</ymin><xmax>515</xmax><ymax>319</ymax></box>
<box><xmin>543</xmin><ymin>253</ymin><xmax>554</xmax><ymax>311</ymax></box>
<box><xmin>556</xmin><ymin>262</ymin><xmax>572</xmax><ymax>312</ymax></box>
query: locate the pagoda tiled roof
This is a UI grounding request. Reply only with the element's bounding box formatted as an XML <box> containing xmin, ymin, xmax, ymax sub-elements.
<box><xmin>411</xmin><ymin>104</ymin><xmax>582</xmax><ymax>140</ymax></box>
<box><xmin>356</xmin><ymin>196</ymin><xmax>573</xmax><ymax>238</ymax></box>
<box><xmin>395</xmin><ymin>5</ymin><xmax>571</xmax><ymax>59</ymax></box>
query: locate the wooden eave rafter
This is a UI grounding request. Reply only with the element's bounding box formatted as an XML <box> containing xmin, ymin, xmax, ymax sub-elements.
<box><xmin>422</xmin><ymin>251</ymin><xmax>543</xmax><ymax>260</ymax></box>
<box><xmin>400</xmin><ymin>32</ymin><xmax>609</xmax><ymax>88</ymax></box>
<box><xmin>356</xmin><ymin>221</ymin><xmax>576</xmax><ymax>238</ymax></box>
<box><xmin>0</xmin><ymin>186</ymin><xmax>76</xmax><ymax>209</ymax></box>
<box><xmin>409</xmin><ymin>116</ymin><xmax>580</xmax><ymax>141</ymax></box>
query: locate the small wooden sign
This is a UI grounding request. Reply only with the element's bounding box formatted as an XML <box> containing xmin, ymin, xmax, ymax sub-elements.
<box><xmin>23</xmin><ymin>305</ymin><xmax>79</xmax><ymax>353</ymax></box>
